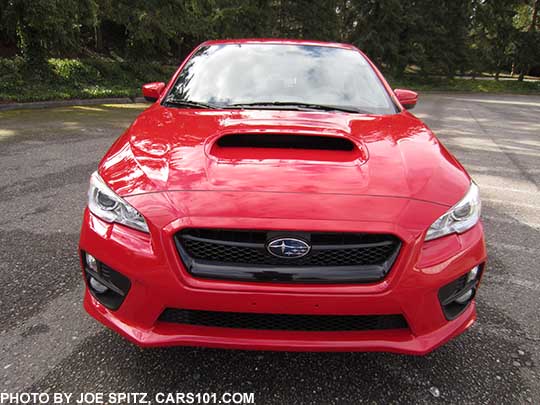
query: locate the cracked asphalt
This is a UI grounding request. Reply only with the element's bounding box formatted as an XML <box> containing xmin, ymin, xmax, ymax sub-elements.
<box><xmin>0</xmin><ymin>94</ymin><xmax>539</xmax><ymax>404</ymax></box>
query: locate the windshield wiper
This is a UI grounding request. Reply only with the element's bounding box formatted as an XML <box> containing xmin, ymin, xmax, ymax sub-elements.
<box><xmin>226</xmin><ymin>102</ymin><xmax>367</xmax><ymax>114</ymax></box>
<box><xmin>163</xmin><ymin>98</ymin><xmax>218</xmax><ymax>109</ymax></box>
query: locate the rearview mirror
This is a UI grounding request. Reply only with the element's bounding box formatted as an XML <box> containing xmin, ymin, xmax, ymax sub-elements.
<box><xmin>394</xmin><ymin>89</ymin><xmax>418</xmax><ymax>110</ymax></box>
<box><xmin>142</xmin><ymin>82</ymin><xmax>166</xmax><ymax>102</ymax></box>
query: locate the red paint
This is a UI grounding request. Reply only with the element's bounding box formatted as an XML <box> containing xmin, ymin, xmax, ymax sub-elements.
<box><xmin>394</xmin><ymin>89</ymin><xmax>419</xmax><ymax>109</ymax></box>
<box><xmin>79</xmin><ymin>39</ymin><xmax>486</xmax><ymax>354</ymax></box>
<box><xmin>142</xmin><ymin>82</ymin><xmax>165</xmax><ymax>102</ymax></box>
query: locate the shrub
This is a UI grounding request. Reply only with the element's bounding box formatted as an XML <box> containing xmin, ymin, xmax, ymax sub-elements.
<box><xmin>49</xmin><ymin>59</ymin><xmax>102</xmax><ymax>85</ymax></box>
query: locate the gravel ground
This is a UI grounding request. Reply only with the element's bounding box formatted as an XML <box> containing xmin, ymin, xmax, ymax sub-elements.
<box><xmin>0</xmin><ymin>94</ymin><xmax>539</xmax><ymax>404</ymax></box>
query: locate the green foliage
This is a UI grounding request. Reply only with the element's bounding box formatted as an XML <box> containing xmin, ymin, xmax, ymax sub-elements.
<box><xmin>277</xmin><ymin>0</ymin><xmax>341</xmax><ymax>40</ymax></box>
<box><xmin>1</xmin><ymin>0</ymin><xmax>99</xmax><ymax>65</ymax></box>
<box><xmin>416</xmin><ymin>0</ymin><xmax>472</xmax><ymax>76</ymax></box>
<box><xmin>1</xmin><ymin>56</ymin><xmax>537</xmax><ymax>103</ymax></box>
<box><xmin>345</xmin><ymin>0</ymin><xmax>411</xmax><ymax>75</ymax></box>
<box><xmin>0</xmin><ymin>57</ymin><xmax>25</xmax><ymax>84</ymax></box>
<box><xmin>1</xmin><ymin>0</ymin><xmax>539</xmax><ymax>100</ymax></box>
<box><xmin>211</xmin><ymin>0</ymin><xmax>274</xmax><ymax>38</ymax></box>
<box><xmin>50</xmin><ymin>59</ymin><xmax>102</xmax><ymax>85</ymax></box>
<box><xmin>0</xmin><ymin>57</ymin><xmax>176</xmax><ymax>102</ymax></box>
<box><xmin>512</xmin><ymin>30</ymin><xmax>540</xmax><ymax>78</ymax></box>
<box><xmin>390</xmin><ymin>74</ymin><xmax>540</xmax><ymax>93</ymax></box>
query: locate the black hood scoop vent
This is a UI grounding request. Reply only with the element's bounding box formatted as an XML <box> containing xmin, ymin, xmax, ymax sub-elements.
<box><xmin>217</xmin><ymin>133</ymin><xmax>355</xmax><ymax>151</ymax></box>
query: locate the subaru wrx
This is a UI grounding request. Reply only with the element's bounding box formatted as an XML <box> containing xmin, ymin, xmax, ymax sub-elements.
<box><xmin>79</xmin><ymin>39</ymin><xmax>486</xmax><ymax>354</ymax></box>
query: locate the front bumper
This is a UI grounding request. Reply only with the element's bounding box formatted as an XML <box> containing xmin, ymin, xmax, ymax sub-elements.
<box><xmin>79</xmin><ymin>200</ymin><xmax>486</xmax><ymax>355</ymax></box>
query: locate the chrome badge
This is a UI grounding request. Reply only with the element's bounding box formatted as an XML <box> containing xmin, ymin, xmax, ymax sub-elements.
<box><xmin>266</xmin><ymin>238</ymin><xmax>311</xmax><ymax>259</ymax></box>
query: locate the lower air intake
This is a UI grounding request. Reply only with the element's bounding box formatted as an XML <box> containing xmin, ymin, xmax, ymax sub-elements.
<box><xmin>158</xmin><ymin>309</ymin><xmax>408</xmax><ymax>331</ymax></box>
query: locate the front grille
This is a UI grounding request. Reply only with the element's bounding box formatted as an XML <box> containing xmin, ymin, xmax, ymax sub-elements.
<box><xmin>175</xmin><ymin>229</ymin><xmax>401</xmax><ymax>283</ymax></box>
<box><xmin>183</xmin><ymin>235</ymin><xmax>396</xmax><ymax>266</ymax></box>
<box><xmin>159</xmin><ymin>308</ymin><xmax>408</xmax><ymax>331</ymax></box>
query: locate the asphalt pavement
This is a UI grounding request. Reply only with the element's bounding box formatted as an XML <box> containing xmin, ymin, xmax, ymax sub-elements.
<box><xmin>0</xmin><ymin>94</ymin><xmax>539</xmax><ymax>404</ymax></box>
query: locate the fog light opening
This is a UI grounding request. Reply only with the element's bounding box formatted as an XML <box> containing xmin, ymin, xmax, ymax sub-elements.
<box><xmin>81</xmin><ymin>251</ymin><xmax>131</xmax><ymax>311</ymax></box>
<box><xmin>85</xmin><ymin>253</ymin><xmax>98</xmax><ymax>272</ymax></box>
<box><xmin>453</xmin><ymin>266</ymin><xmax>481</xmax><ymax>304</ymax></box>
<box><xmin>454</xmin><ymin>288</ymin><xmax>474</xmax><ymax>304</ymax></box>
<box><xmin>438</xmin><ymin>263</ymin><xmax>484</xmax><ymax>320</ymax></box>
<box><xmin>89</xmin><ymin>277</ymin><xmax>108</xmax><ymax>294</ymax></box>
<box><xmin>466</xmin><ymin>265</ymin><xmax>480</xmax><ymax>283</ymax></box>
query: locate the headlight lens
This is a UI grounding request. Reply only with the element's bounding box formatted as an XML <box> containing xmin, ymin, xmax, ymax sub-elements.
<box><xmin>425</xmin><ymin>182</ymin><xmax>481</xmax><ymax>241</ymax></box>
<box><xmin>88</xmin><ymin>171</ymin><xmax>149</xmax><ymax>233</ymax></box>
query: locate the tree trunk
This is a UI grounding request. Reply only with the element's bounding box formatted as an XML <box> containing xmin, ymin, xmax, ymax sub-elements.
<box><xmin>518</xmin><ymin>70</ymin><xmax>525</xmax><ymax>81</ymax></box>
<box><xmin>495</xmin><ymin>70</ymin><xmax>500</xmax><ymax>81</ymax></box>
<box><xmin>530</xmin><ymin>0</ymin><xmax>539</xmax><ymax>32</ymax></box>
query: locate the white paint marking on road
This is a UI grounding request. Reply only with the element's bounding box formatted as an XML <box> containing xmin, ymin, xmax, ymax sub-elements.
<box><xmin>0</xmin><ymin>286</ymin><xmax>101</xmax><ymax>391</ymax></box>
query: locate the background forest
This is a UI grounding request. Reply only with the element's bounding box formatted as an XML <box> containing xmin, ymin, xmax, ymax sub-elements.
<box><xmin>1</xmin><ymin>0</ymin><xmax>539</xmax><ymax>102</ymax></box>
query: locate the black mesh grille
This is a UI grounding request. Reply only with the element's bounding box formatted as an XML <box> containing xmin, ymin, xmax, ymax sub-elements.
<box><xmin>175</xmin><ymin>229</ymin><xmax>401</xmax><ymax>283</ymax></box>
<box><xmin>159</xmin><ymin>308</ymin><xmax>408</xmax><ymax>331</ymax></box>
<box><xmin>183</xmin><ymin>238</ymin><xmax>397</xmax><ymax>266</ymax></box>
<box><xmin>178</xmin><ymin>229</ymin><xmax>399</xmax><ymax>266</ymax></box>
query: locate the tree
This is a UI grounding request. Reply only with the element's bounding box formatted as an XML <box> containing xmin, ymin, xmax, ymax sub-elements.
<box><xmin>346</xmin><ymin>0</ymin><xmax>409</xmax><ymax>75</ymax></box>
<box><xmin>1</xmin><ymin>0</ymin><xmax>98</xmax><ymax>66</ymax></box>
<box><xmin>407</xmin><ymin>0</ymin><xmax>473</xmax><ymax>77</ymax></box>
<box><xmin>512</xmin><ymin>0</ymin><xmax>540</xmax><ymax>80</ymax></box>
<box><xmin>471</xmin><ymin>0</ymin><xmax>520</xmax><ymax>80</ymax></box>
<box><xmin>0</xmin><ymin>0</ymin><xmax>537</xmax><ymax>80</ymax></box>
<box><xmin>211</xmin><ymin>0</ymin><xmax>274</xmax><ymax>39</ymax></box>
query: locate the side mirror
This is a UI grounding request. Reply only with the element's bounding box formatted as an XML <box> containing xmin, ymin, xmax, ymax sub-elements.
<box><xmin>394</xmin><ymin>89</ymin><xmax>418</xmax><ymax>110</ymax></box>
<box><xmin>142</xmin><ymin>82</ymin><xmax>166</xmax><ymax>102</ymax></box>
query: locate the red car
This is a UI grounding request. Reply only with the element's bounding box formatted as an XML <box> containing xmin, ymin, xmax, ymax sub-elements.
<box><xmin>79</xmin><ymin>39</ymin><xmax>486</xmax><ymax>354</ymax></box>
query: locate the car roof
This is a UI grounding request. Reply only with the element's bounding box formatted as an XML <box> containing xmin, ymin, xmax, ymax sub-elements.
<box><xmin>200</xmin><ymin>38</ymin><xmax>358</xmax><ymax>51</ymax></box>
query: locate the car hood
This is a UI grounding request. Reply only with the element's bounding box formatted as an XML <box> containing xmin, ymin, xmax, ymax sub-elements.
<box><xmin>99</xmin><ymin>105</ymin><xmax>470</xmax><ymax>207</ymax></box>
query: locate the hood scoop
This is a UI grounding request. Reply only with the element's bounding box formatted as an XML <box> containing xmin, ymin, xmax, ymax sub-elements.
<box><xmin>209</xmin><ymin>133</ymin><xmax>366</xmax><ymax>164</ymax></box>
<box><xmin>217</xmin><ymin>133</ymin><xmax>355</xmax><ymax>150</ymax></box>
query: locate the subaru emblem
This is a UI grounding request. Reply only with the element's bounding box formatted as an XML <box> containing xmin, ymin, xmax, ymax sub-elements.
<box><xmin>266</xmin><ymin>238</ymin><xmax>311</xmax><ymax>259</ymax></box>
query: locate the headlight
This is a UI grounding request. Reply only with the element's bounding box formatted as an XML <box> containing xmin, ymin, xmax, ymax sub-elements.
<box><xmin>88</xmin><ymin>171</ymin><xmax>149</xmax><ymax>233</ymax></box>
<box><xmin>425</xmin><ymin>182</ymin><xmax>481</xmax><ymax>241</ymax></box>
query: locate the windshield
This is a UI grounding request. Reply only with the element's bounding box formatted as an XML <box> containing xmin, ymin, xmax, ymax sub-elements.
<box><xmin>165</xmin><ymin>43</ymin><xmax>397</xmax><ymax>115</ymax></box>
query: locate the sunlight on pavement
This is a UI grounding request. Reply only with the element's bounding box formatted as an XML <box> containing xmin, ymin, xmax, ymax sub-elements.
<box><xmin>443</xmin><ymin>97</ymin><xmax>540</xmax><ymax>108</ymax></box>
<box><xmin>0</xmin><ymin>128</ymin><xmax>16</xmax><ymax>140</ymax></box>
<box><xmin>102</xmin><ymin>103</ymin><xmax>149</xmax><ymax>109</ymax></box>
<box><xmin>0</xmin><ymin>103</ymin><xmax>148</xmax><ymax>142</ymax></box>
<box><xmin>71</xmin><ymin>105</ymin><xmax>108</xmax><ymax>112</ymax></box>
